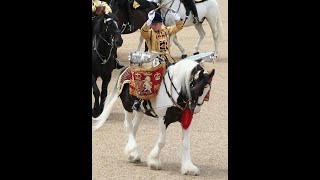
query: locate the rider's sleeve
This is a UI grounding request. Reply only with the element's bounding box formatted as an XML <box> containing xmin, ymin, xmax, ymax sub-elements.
<box><xmin>166</xmin><ymin>20</ymin><xmax>184</xmax><ymax>36</ymax></box>
<box><xmin>101</xmin><ymin>1</ymin><xmax>112</xmax><ymax>14</ymax></box>
<box><xmin>141</xmin><ymin>22</ymin><xmax>151</xmax><ymax>40</ymax></box>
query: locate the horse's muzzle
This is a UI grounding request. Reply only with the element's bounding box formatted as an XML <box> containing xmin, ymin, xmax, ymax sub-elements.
<box><xmin>116</xmin><ymin>39</ymin><xmax>123</xmax><ymax>48</ymax></box>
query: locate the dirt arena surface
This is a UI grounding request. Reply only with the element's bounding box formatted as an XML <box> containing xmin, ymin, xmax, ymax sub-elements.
<box><xmin>93</xmin><ymin>0</ymin><xmax>228</xmax><ymax>179</ymax></box>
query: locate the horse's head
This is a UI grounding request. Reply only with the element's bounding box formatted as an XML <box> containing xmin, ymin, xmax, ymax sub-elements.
<box><xmin>188</xmin><ymin>64</ymin><xmax>215</xmax><ymax>113</ymax></box>
<box><xmin>93</xmin><ymin>13</ymin><xmax>123</xmax><ymax>48</ymax></box>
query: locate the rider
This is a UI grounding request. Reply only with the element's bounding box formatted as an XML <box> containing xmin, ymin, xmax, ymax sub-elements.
<box><xmin>92</xmin><ymin>0</ymin><xmax>112</xmax><ymax>15</ymax></box>
<box><xmin>141</xmin><ymin>10</ymin><xmax>184</xmax><ymax>63</ymax></box>
<box><xmin>118</xmin><ymin>0</ymin><xmax>135</xmax><ymax>31</ymax></box>
<box><xmin>181</xmin><ymin>0</ymin><xmax>200</xmax><ymax>24</ymax></box>
<box><xmin>92</xmin><ymin>0</ymin><xmax>124</xmax><ymax>69</ymax></box>
<box><xmin>131</xmin><ymin>10</ymin><xmax>184</xmax><ymax>110</ymax></box>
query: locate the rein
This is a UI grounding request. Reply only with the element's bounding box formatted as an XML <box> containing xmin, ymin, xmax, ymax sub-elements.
<box><xmin>93</xmin><ymin>32</ymin><xmax>115</xmax><ymax>65</ymax></box>
<box><xmin>162</xmin><ymin>68</ymin><xmax>212</xmax><ymax>111</ymax></box>
<box><xmin>157</xmin><ymin>0</ymin><xmax>187</xmax><ymax>26</ymax></box>
<box><xmin>162</xmin><ymin>70</ymin><xmax>189</xmax><ymax>111</ymax></box>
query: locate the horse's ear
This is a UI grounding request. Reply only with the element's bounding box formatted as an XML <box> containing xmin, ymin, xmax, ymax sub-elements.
<box><xmin>209</xmin><ymin>69</ymin><xmax>215</xmax><ymax>78</ymax></box>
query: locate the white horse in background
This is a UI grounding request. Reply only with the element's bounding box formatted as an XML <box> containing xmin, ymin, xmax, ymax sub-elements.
<box><xmin>137</xmin><ymin>0</ymin><xmax>224</xmax><ymax>59</ymax></box>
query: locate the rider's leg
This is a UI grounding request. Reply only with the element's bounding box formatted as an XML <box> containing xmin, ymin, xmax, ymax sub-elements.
<box><xmin>127</xmin><ymin>0</ymin><xmax>134</xmax><ymax>31</ymax></box>
<box><xmin>188</xmin><ymin>0</ymin><xmax>199</xmax><ymax>24</ymax></box>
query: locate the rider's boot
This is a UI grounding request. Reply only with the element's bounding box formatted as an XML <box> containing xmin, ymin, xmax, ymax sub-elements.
<box><xmin>188</xmin><ymin>0</ymin><xmax>200</xmax><ymax>24</ymax></box>
<box><xmin>114</xmin><ymin>58</ymin><xmax>125</xmax><ymax>69</ymax></box>
<box><xmin>132</xmin><ymin>99</ymin><xmax>141</xmax><ymax>111</ymax></box>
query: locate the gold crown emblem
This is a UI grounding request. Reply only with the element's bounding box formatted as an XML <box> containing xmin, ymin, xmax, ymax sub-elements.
<box><xmin>154</xmin><ymin>72</ymin><xmax>161</xmax><ymax>81</ymax></box>
<box><xmin>134</xmin><ymin>73</ymin><xmax>142</xmax><ymax>80</ymax></box>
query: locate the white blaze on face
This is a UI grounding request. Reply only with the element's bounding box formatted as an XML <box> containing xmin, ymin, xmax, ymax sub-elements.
<box><xmin>194</xmin><ymin>82</ymin><xmax>211</xmax><ymax>114</ymax></box>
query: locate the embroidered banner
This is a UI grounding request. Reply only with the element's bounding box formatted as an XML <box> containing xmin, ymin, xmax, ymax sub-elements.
<box><xmin>129</xmin><ymin>63</ymin><xmax>166</xmax><ymax>99</ymax></box>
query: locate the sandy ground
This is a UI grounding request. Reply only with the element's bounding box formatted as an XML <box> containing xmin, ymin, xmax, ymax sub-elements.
<box><xmin>93</xmin><ymin>0</ymin><xmax>228</xmax><ymax>179</ymax></box>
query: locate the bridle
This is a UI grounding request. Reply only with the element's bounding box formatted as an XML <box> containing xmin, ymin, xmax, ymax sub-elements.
<box><xmin>163</xmin><ymin>68</ymin><xmax>211</xmax><ymax>112</ymax></box>
<box><xmin>93</xmin><ymin>17</ymin><xmax>119</xmax><ymax>64</ymax></box>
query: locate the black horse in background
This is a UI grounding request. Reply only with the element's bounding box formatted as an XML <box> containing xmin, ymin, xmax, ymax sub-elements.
<box><xmin>109</xmin><ymin>0</ymin><xmax>159</xmax><ymax>34</ymax></box>
<box><xmin>92</xmin><ymin>13</ymin><xmax>123</xmax><ymax>118</ymax></box>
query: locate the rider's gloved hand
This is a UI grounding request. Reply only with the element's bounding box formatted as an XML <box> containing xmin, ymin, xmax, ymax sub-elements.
<box><xmin>147</xmin><ymin>10</ymin><xmax>155</xmax><ymax>26</ymax></box>
<box><xmin>167</xmin><ymin>10</ymin><xmax>181</xmax><ymax>21</ymax></box>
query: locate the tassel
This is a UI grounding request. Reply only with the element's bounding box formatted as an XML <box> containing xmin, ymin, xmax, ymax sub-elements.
<box><xmin>181</xmin><ymin>108</ymin><xmax>193</xmax><ymax>129</ymax></box>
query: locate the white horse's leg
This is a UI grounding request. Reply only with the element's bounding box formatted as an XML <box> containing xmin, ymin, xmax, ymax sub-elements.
<box><xmin>124</xmin><ymin>110</ymin><xmax>142</xmax><ymax>162</ymax></box>
<box><xmin>206</xmin><ymin>8</ymin><xmax>224</xmax><ymax>57</ymax></box>
<box><xmin>208</xmin><ymin>19</ymin><xmax>219</xmax><ymax>56</ymax></box>
<box><xmin>181</xmin><ymin>127</ymin><xmax>200</xmax><ymax>175</ymax></box>
<box><xmin>172</xmin><ymin>34</ymin><xmax>187</xmax><ymax>59</ymax></box>
<box><xmin>137</xmin><ymin>35</ymin><xmax>144</xmax><ymax>51</ymax></box>
<box><xmin>132</xmin><ymin>111</ymin><xmax>144</xmax><ymax>138</ymax></box>
<box><xmin>147</xmin><ymin>117</ymin><xmax>166</xmax><ymax>170</ymax></box>
<box><xmin>193</xmin><ymin>23</ymin><xmax>206</xmax><ymax>55</ymax></box>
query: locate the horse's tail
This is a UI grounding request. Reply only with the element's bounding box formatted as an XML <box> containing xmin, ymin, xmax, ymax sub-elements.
<box><xmin>92</xmin><ymin>72</ymin><xmax>121</xmax><ymax>131</ymax></box>
<box><xmin>216</xmin><ymin>7</ymin><xmax>224</xmax><ymax>43</ymax></box>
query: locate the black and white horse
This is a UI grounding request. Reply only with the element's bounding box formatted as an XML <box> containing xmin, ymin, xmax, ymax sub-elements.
<box><xmin>93</xmin><ymin>58</ymin><xmax>215</xmax><ymax>175</ymax></box>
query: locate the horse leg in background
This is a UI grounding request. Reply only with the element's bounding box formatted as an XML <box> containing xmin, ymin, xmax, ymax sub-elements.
<box><xmin>137</xmin><ymin>35</ymin><xmax>144</xmax><ymax>51</ymax></box>
<box><xmin>147</xmin><ymin>116</ymin><xmax>167</xmax><ymax>170</ymax></box>
<box><xmin>180</xmin><ymin>126</ymin><xmax>200</xmax><ymax>175</ymax></box>
<box><xmin>92</xmin><ymin>75</ymin><xmax>101</xmax><ymax>118</ymax></box>
<box><xmin>137</xmin><ymin>36</ymin><xmax>148</xmax><ymax>52</ymax></box>
<box><xmin>206</xmin><ymin>8</ymin><xmax>224</xmax><ymax>57</ymax></box>
<box><xmin>193</xmin><ymin>23</ymin><xmax>206</xmax><ymax>55</ymax></box>
<box><xmin>206</xmin><ymin>17</ymin><xmax>219</xmax><ymax>56</ymax></box>
<box><xmin>99</xmin><ymin>73</ymin><xmax>112</xmax><ymax>114</ymax></box>
<box><xmin>124</xmin><ymin>110</ymin><xmax>143</xmax><ymax>162</ymax></box>
<box><xmin>171</xmin><ymin>34</ymin><xmax>187</xmax><ymax>59</ymax></box>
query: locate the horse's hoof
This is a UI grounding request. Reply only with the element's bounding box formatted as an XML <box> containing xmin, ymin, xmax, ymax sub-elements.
<box><xmin>147</xmin><ymin>158</ymin><xmax>162</xmax><ymax>170</ymax></box>
<box><xmin>147</xmin><ymin>153</ymin><xmax>162</xmax><ymax>170</ymax></box>
<box><xmin>181</xmin><ymin>54</ymin><xmax>187</xmax><ymax>59</ymax></box>
<box><xmin>92</xmin><ymin>109</ymin><xmax>100</xmax><ymax>118</ymax></box>
<box><xmin>193</xmin><ymin>52</ymin><xmax>200</xmax><ymax>55</ymax></box>
<box><xmin>181</xmin><ymin>163</ymin><xmax>200</xmax><ymax>176</ymax></box>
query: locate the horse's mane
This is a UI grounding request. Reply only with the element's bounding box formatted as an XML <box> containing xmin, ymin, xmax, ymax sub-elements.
<box><xmin>167</xmin><ymin>60</ymin><xmax>199</xmax><ymax>100</ymax></box>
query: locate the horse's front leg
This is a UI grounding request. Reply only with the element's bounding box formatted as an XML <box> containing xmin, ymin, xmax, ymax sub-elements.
<box><xmin>181</xmin><ymin>127</ymin><xmax>199</xmax><ymax>175</ymax></box>
<box><xmin>147</xmin><ymin>116</ymin><xmax>166</xmax><ymax>170</ymax></box>
<box><xmin>124</xmin><ymin>110</ymin><xmax>143</xmax><ymax>162</ymax></box>
<box><xmin>92</xmin><ymin>75</ymin><xmax>100</xmax><ymax>118</ymax></box>
<box><xmin>193</xmin><ymin>23</ymin><xmax>206</xmax><ymax>55</ymax></box>
<box><xmin>99</xmin><ymin>73</ymin><xmax>111</xmax><ymax>114</ymax></box>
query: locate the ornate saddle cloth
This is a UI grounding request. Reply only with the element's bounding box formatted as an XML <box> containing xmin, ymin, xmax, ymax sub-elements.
<box><xmin>129</xmin><ymin>52</ymin><xmax>166</xmax><ymax>99</ymax></box>
<box><xmin>117</xmin><ymin>68</ymin><xmax>131</xmax><ymax>96</ymax></box>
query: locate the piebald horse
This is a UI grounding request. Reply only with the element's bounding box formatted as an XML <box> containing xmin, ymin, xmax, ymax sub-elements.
<box><xmin>93</xmin><ymin>55</ymin><xmax>215</xmax><ymax>175</ymax></box>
